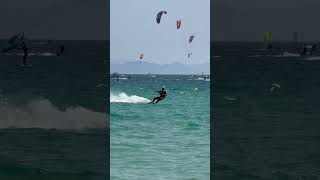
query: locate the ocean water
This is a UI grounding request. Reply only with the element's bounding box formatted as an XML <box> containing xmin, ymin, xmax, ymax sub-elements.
<box><xmin>111</xmin><ymin>75</ymin><xmax>210</xmax><ymax>179</ymax></box>
<box><xmin>213</xmin><ymin>42</ymin><xmax>320</xmax><ymax>180</ymax></box>
<box><xmin>0</xmin><ymin>40</ymin><xmax>108</xmax><ymax>179</ymax></box>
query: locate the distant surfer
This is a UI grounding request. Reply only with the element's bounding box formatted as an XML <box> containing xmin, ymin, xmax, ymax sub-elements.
<box><xmin>151</xmin><ymin>86</ymin><xmax>167</xmax><ymax>104</ymax></box>
<box><xmin>128</xmin><ymin>75</ymin><xmax>131</xmax><ymax>80</ymax></box>
<box><xmin>116</xmin><ymin>75</ymin><xmax>119</xmax><ymax>82</ymax></box>
<box><xmin>57</xmin><ymin>45</ymin><xmax>65</xmax><ymax>56</ymax></box>
<box><xmin>311</xmin><ymin>44</ymin><xmax>317</xmax><ymax>54</ymax></box>
<box><xmin>300</xmin><ymin>46</ymin><xmax>307</xmax><ymax>56</ymax></box>
<box><xmin>22</xmin><ymin>44</ymin><xmax>28</xmax><ymax>65</ymax></box>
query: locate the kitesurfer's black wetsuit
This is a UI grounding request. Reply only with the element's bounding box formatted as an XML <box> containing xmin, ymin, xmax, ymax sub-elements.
<box><xmin>22</xmin><ymin>45</ymin><xmax>28</xmax><ymax>65</ymax></box>
<box><xmin>152</xmin><ymin>89</ymin><xmax>166</xmax><ymax>104</ymax></box>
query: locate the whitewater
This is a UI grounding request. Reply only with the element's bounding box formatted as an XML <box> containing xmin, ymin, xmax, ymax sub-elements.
<box><xmin>110</xmin><ymin>92</ymin><xmax>150</xmax><ymax>104</ymax></box>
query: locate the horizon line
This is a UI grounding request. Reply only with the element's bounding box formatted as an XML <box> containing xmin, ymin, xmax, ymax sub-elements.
<box><xmin>110</xmin><ymin>73</ymin><xmax>211</xmax><ymax>75</ymax></box>
<box><xmin>0</xmin><ymin>38</ymin><xmax>108</xmax><ymax>41</ymax></box>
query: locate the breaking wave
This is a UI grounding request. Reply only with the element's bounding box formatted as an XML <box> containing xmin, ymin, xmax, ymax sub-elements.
<box><xmin>0</xmin><ymin>99</ymin><xmax>107</xmax><ymax>129</ymax></box>
<box><xmin>272</xmin><ymin>51</ymin><xmax>300</xmax><ymax>57</ymax></box>
<box><xmin>305</xmin><ymin>56</ymin><xmax>320</xmax><ymax>61</ymax></box>
<box><xmin>3</xmin><ymin>52</ymin><xmax>57</xmax><ymax>56</ymax></box>
<box><xmin>110</xmin><ymin>92</ymin><xmax>150</xmax><ymax>104</ymax></box>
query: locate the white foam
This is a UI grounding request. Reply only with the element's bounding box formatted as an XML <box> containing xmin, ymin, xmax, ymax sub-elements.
<box><xmin>224</xmin><ymin>96</ymin><xmax>237</xmax><ymax>101</ymax></box>
<box><xmin>282</xmin><ymin>51</ymin><xmax>300</xmax><ymax>57</ymax></box>
<box><xmin>0</xmin><ymin>99</ymin><xmax>107</xmax><ymax>129</ymax></box>
<box><xmin>272</xmin><ymin>51</ymin><xmax>300</xmax><ymax>57</ymax></box>
<box><xmin>110</xmin><ymin>92</ymin><xmax>150</xmax><ymax>104</ymax></box>
<box><xmin>3</xmin><ymin>52</ymin><xmax>56</xmax><ymax>56</ymax></box>
<box><xmin>37</xmin><ymin>52</ymin><xmax>56</xmax><ymax>56</ymax></box>
<box><xmin>305</xmin><ymin>56</ymin><xmax>320</xmax><ymax>61</ymax></box>
<box><xmin>96</xmin><ymin>83</ymin><xmax>106</xmax><ymax>88</ymax></box>
<box><xmin>248</xmin><ymin>55</ymin><xmax>266</xmax><ymax>58</ymax></box>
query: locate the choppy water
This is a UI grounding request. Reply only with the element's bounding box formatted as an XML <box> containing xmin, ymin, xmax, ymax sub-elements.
<box><xmin>213</xmin><ymin>42</ymin><xmax>320</xmax><ymax>180</ymax></box>
<box><xmin>111</xmin><ymin>75</ymin><xmax>210</xmax><ymax>179</ymax></box>
<box><xmin>0</xmin><ymin>40</ymin><xmax>108</xmax><ymax>179</ymax></box>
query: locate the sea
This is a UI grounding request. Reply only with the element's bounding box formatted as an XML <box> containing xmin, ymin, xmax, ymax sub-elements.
<box><xmin>213</xmin><ymin>42</ymin><xmax>320</xmax><ymax>180</ymax></box>
<box><xmin>110</xmin><ymin>74</ymin><xmax>210</xmax><ymax>179</ymax></box>
<box><xmin>0</xmin><ymin>40</ymin><xmax>108</xmax><ymax>179</ymax></box>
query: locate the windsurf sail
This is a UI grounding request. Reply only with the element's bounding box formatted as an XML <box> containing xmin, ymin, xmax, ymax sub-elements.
<box><xmin>2</xmin><ymin>32</ymin><xmax>25</xmax><ymax>52</ymax></box>
<box><xmin>8</xmin><ymin>32</ymin><xmax>24</xmax><ymax>45</ymax></box>
<box><xmin>189</xmin><ymin>34</ymin><xmax>195</xmax><ymax>43</ymax></box>
<box><xmin>176</xmin><ymin>20</ymin><xmax>181</xmax><ymax>29</ymax></box>
<box><xmin>156</xmin><ymin>11</ymin><xmax>167</xmax><ymax>24</ymax></box>
<box><xmin>192</xmin><ymin>71</ymin><xmax>196</xmax><ymax>78</ymax></box>
<box><xmin>263</xmin><ymin>32</ymin><xmax>271</xmax><ymax>49</ymax></box>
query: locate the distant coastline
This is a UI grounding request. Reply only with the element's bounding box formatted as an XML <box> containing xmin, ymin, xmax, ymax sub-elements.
<box><xmin>111</xmin><ymin>61</ymin><xmax>210</xmax><ymax>75</ymax></box>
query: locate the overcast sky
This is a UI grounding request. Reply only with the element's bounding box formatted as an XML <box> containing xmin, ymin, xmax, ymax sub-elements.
<box><xmin>213</xmin><ymin>0</ymin><xmax>320</xmax><ymax>42</ymax></box>
<box><xmin>0</xmin><ymin>0</ymin><xmax>107</xmax><ymax>40</ymax></box>
<box><xmin>111</xmin><ymin>0</ymin><xmax>210</xmax><ymax>65</ymax></box>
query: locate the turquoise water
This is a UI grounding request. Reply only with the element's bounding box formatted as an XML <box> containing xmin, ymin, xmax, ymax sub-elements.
<box><xmin>111</xmin><ymin>75</ymin><xmax>210</xmax><ymax>179</ymax></box>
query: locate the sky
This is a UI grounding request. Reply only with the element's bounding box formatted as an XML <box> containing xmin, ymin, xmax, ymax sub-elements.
<box><xmin>111</xmin><ymin>0</ymin><xmax>210</xmax><ymax>65</ymax></box>
<box><xmin>0</xmin><ymin>0</ymin><xmax>107</xmax><ymax>40</ymax></box>
<box><xmin>213</xmin><ymin>0</ymin><xmax>320</xmax><ymax>42</ymax></box>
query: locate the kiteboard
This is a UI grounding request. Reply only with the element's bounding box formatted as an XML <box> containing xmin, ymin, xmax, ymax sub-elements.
<box><xmin>19</xmin><ymin>64</ymin><xmax>32</xmax><ymax>67</ymax></box>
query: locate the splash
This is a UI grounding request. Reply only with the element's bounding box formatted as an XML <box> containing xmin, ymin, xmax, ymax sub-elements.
<box><xmin>305</xmin><ymin>56</ymin><xmax>320</xmax><ymax>61</ymax></box>
<box><xmin>272</xmin><ymin>51</ymin><xmax>300</xmax><ymax>57</ymax></box>
<box><xmin>3</xmin><ymin>52</ymin><xmax>56</xmax><ymax>56</ymax></box>
<box><xmin>0</xmin><ymin>99</ymin><xmax>107</xmax><ymax>129</ymax></box>
<box><xmin>110</xmin><ymin>92</ymin><xmax>150</xmax><ymax>104</ymax></box>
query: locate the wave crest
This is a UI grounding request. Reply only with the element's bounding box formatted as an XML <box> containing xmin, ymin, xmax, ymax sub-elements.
<box><xmin>110</xmin><ymin>92</ymin><xmax>150</xmax><ymax>104</ymax></box>
<box><xmin>0</xmin><ymin>99</ymin><xmax>107</xmax><ymax>129</ymax></box>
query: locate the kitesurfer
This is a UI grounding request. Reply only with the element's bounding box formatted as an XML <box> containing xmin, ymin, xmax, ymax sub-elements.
<box><xmin>57</xmin><ymin>45</ymin><xmax>65</xmax><ymax>56</ymax></box>
<box><xmin>151</xmin><ymin>86</ymin><xmax>167</xmax><ymax>104</ymax></box>
<box><xmin>22</xmin><ymin>44</ymin><xmax>28</xmax><ymax>65</ymax></box>
<box><xmin>311</xmin><ymin>44</ymin><xmax>317</xmax><ymax>53</ymax></box>
<box><xmin>300</xmin><ymin>46</ymin><xmax>307</xmax><ymax>56</ymax></box>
